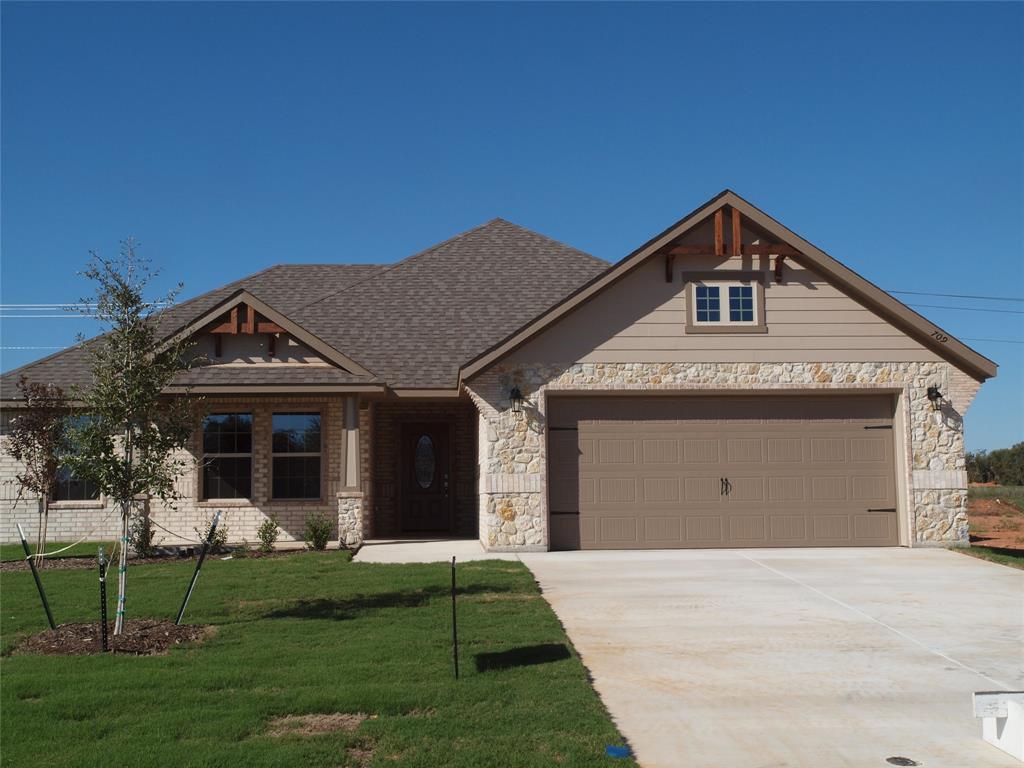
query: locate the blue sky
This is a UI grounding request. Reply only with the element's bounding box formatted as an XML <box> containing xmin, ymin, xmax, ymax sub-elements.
<box><xmin>2</xmin><ymin>1</ymin><xmax>1021</xmax><ymax>450</ymax></box>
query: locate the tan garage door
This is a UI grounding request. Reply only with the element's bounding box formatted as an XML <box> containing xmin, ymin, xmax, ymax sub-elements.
<box><xmin>548</xmin><ymin>395</ymin><xmax>899</xmax><ymax>550</ymax></box>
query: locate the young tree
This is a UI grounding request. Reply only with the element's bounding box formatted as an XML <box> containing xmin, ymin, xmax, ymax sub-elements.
<box><xmin>68</xmin><ymin>240</ymin><xmax>196</xmax><ymax>634</ymax></box>
<box><xmin>7</xmin><ymin>376</ymin><xmax>70</xmax><ymax>562</ymax></box>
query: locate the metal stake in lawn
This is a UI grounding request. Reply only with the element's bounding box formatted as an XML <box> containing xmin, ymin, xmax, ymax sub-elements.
<box><xmin>451</xmin><ymin>555</ymin><xmax>459</xmax><ymax>680</ymax></box>
<box><xmin>98</xmin><ymin>546</ymin><xmax>109</xmax><ymax>652</ymax></box>
<box><xmin>16</xmin><ymin>523</ymin><xmax>55</xmax><ymax>630</ymax></box>
<box><xmin>175</xmin><ymin>510</ymin><xmax>220</xmax><ymax>625</ymax></box>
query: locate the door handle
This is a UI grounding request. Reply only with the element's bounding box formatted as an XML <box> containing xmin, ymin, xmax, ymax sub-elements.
<box><xmin>721</xmin><ymin>478</ymin><xmax>731</xmax><ymax>497</ymax></box>
<box><xmin>720</xmin><ymin>477</ymin><xmax>726</xmax><ymax>496</ymax></box>
<box><xmin>443</xmin><ymin>474</ymin><xmax>449</xmax><ymax>497</ymax></box>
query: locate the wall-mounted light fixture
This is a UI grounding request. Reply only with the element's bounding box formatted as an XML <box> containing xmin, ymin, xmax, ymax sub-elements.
<box><xmin>509</xmin><ymin>386</ymin><xmax>524</xmax><ymax>414</ymax></box>
<box><xmin>926</xmin><ymin>385</ymin><xmax>945</xmax><ymax>411</ymax></box>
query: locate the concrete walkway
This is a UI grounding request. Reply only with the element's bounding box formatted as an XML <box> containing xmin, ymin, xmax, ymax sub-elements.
<box><xmin>521</xmin><ymin>548</ymin><xmax>1024</xmax><ymax>768</ymax></box>
<box><xmin>353</xmin><ymin>538</ymin><xmax>519</xmax><ymax>563</ymax></box>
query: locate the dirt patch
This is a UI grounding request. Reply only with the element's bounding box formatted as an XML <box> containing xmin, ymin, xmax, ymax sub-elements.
<box><xmin>403</xmin><ymin>708</ymin><xmax>437</xmax><ymax>717</ymax></box>
<box><xmin>265</xmin><ymin>712</ymin><xmax>368</xmax><ymax>737</ymax></box>
<box><xmin>346</xmin><ymin>743</ymin><xmax>375</xmax><ymax>767</ymax></box>
<box><xmin>14</xmin><ymin>619</ymin><xmax>212</xmax><ymax>656</ymax></box>
<box><xmin>968</xmin><ymin>496</ymin><xmax>1024</xmax><ymax>551</ymax></box>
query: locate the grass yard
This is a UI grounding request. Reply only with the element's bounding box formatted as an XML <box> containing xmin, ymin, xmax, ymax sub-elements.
<box><xmin>959</xmin><ymin>546</ymin><xmax>1024</xmax><ymax>570</ymax></box>
<box><xmin>1</xmin><ymin>553</ymin><xmax>633</xmax><ymax>767</ymax></box>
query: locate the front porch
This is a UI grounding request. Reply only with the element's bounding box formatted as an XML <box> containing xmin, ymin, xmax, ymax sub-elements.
<box><xmin>352</xmin><ymin>396</ymin><xmax>479</xmax><ymax>543</ymax></box>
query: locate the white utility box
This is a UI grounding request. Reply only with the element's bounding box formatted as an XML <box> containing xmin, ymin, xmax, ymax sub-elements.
<box><xmin>974</xmin><ymin>691</ymin><xmax>1024</xmax><ymax>762</ymax></box>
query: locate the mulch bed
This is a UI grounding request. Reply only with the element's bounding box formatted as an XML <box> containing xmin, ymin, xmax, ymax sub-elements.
<box><xmin>0</xmin><ymin>548</ymin><xmax>318</xmax><ymax>573</ymax></box>
<box><xmin>14</xmin><ymin>618</ymin><xmax>211</xmax><ymax>656</ymax></box>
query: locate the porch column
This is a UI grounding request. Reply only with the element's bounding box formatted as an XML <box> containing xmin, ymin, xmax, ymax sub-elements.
<box><xmin>337</xmin><ymin>394</ymin><xmax>364</xmax><ymax>548</ymax></box>
<box><xmin>344</xmin><ymin>395</ymin><xmax>361</xmax><ymax>490</ymax></box>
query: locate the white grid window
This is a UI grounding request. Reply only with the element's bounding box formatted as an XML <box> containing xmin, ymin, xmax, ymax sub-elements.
<box><xmin>692</xmin><ymin>281</ymin><xmax>757</xmax><ymax>325</ymax></box>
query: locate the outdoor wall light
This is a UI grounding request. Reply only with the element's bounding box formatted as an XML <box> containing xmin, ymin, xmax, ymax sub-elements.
<box><xmin>926</xmin><ymin>385</ymin><xmax>944</xmax><ymax>411</ymax></box>
<box><xmin>509</xmin><ymin>386</ymin><xmax>524</xmax><ymax>414</ymax></box>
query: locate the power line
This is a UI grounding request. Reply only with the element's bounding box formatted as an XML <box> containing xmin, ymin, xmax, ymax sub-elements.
<box><xmin>1</xmin><ymin>305</ymin><xmax>88</xmax><ymax>309</ymax></box>
<box><xmin>889</xmin><ymin>290</ymin><xmax>1024</xmax><ymax>302</ymax></box>
<box><xmin>0</xmin><ymin>315</ymin><xmax>98</xmax><ymax>318</ymax></box>
<box><xmin>961</xmin><ymin>338</ymin><xmax>1024</xmax><ymax>345</ymax></box>
<box><xmin>0</xmin><ymin>302</ymin><xmax>172</xmax><ymax>307</ymax></box>
<box><xmin>907</xmin><ymin>303</ymin><xmax>1024</xmax><ymax>315</ymax></box>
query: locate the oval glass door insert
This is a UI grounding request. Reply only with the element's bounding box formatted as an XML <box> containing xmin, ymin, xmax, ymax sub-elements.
<box><xmin>414</xmin><ymin>435</ymin><xmax>436</xmax><ymax>489</ymax></box>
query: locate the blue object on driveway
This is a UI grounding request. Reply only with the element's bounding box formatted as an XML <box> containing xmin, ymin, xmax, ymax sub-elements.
<box><xmin>605</xmin><ymin>745</ymin><xmax>632</xmax><ymax>758</ymax></box>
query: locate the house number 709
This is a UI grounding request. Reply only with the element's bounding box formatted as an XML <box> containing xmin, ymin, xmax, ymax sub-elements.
<box><xmin>931</xmin><ymin>331</ymin><xmax>949</xmax><ymax>343</ymax></box>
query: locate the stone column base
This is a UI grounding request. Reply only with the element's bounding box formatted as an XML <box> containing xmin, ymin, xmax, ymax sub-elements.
<box><xmin>337</xmin><ymin>492</ymin><xmax>365</xmax><ymax>549</ymax></box>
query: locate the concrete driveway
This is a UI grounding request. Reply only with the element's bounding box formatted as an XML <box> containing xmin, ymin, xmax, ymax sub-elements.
<box><xmin>521</xmin><ymin>548</ymin><xmax>1023</xmax><ymax>768</ymax></box>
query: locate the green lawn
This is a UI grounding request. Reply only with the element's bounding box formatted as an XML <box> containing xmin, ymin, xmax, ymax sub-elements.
<box><xmin>1</xmin><ymin>553</ymin><xmax>632</xmax><ymax>767</ymax></box>
<box><xmin>958</xmin><ymin>546</ymin><xmax>1024</xmax><ymax>570</ymax></box>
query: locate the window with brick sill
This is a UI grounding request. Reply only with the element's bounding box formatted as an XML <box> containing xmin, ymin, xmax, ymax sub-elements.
<box><xmin>202</xmin><ymin>412</ymin><xmax>253</xmax><ymax>500</ymax></box>
<box><xmin>271</xmin><ymin>412</ymin><xmax>321</xmax><ymax>500</ymax></box>
<box><xmin>53</xmin><ymin>415</ymin><xmax>100</xmax><ymax>502</ymax></box>
<box><xmin>53</xmin><ymin>467</ymin><xmax>100</xmax><ymax>502</ymax></box>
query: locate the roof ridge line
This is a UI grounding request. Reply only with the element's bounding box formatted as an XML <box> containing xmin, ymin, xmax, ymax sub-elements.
<box><xmin>291</xmin><ymin>218</ymin><xmax>507</xmax><ymax>314</ymax></box>
<box><xmin>489</xmin><ymin>216</ymin><xmax>607</xmax><ymax>267</ymax></box>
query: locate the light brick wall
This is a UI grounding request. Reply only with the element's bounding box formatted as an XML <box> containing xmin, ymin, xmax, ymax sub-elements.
<box><xmin>1</xmin><ymin>395</ymin><xmax>350</xmax><ymax>546</ymax></box>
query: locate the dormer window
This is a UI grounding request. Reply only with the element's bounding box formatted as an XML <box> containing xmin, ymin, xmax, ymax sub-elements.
<box><xmin>684</xmin><ymin>271</ymin><xmax>767</xmax><ymax>334</ymax></box>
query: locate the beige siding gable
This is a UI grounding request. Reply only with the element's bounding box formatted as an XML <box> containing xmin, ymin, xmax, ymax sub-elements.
<box><xmin>192</xmin><ymin>333</ymin><xmax>330</xmax><ymax>366</ymax></box>
<box><xmin>507</xmin><ymin>254</ymin><xmax>941</xmax><ymax>365</ymax></box>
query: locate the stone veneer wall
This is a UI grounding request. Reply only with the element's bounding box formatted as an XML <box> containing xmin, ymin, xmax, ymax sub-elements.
<box><xmin>0</xmin><ymin>395</ymin><xmax>353</xmax><ymax>547</ymax></box>
<box><xmin>465</xmin><ymin>361</ymin><xmax>980</xmax><ymax>551</ymax></box>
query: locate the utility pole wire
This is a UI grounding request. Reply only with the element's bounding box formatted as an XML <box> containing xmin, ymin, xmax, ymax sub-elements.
<box><xmin>907</xmin><ymin>304</ymin><xmax>1024</xmax><ymax>315</ymax></box>
<box><xmin>889</xmin><ymin>290</ymin><xmax>1023</xmax><ymax>303</ymax></box>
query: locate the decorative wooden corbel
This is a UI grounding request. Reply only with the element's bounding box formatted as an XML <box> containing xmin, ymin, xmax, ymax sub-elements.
<box><xmin>774</xmin><ymin>254</ymin><xmax>786</xmax><ymax>284</ymax></box>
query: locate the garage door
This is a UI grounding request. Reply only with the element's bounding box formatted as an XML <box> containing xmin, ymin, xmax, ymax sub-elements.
<box><xmin>548</xmin><ymin>395</ymin><xmax>899</xmax><ymax>549</ymax></box>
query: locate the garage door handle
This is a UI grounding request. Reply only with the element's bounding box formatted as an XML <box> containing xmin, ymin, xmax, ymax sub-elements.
<box><xmin>720</xmin><ymin>478</ymin><xmax>731</xmax><ymax>496</ymax></box>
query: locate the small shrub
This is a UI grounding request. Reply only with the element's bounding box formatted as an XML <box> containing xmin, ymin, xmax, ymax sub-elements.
<box><xmin>304</xmin><ymin>511</ymin><xmax>332</xmax><ymax>551</ymax></box>
<box><xmin>129</xmin><ymin>514</ymin><xmax>157</xmax><ymax>558</ymax></box>
<box><xmin>194</xmin><ymin>515</ymin><xmax>229</xmax><ymax>554</ymax></box>
<box><xmin>257</xmin><ymin>515</ymin><xmax>280</xmax><ymax>553</ymax></box>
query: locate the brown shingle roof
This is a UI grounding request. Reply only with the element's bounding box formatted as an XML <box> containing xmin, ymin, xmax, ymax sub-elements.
<box><xmin>1</xmin><ymin>219</ymin><xmax>607</xmax><ymax>396</ymax></box>
<box><xmin>293</xmin><ymin>218</ymin><xmax>608</xmax><ymax>388</ymax></box>
<box><xmin>170</xmin><ymin>365</ymin><xmax>380</xmax><ymax>387</ymax></box>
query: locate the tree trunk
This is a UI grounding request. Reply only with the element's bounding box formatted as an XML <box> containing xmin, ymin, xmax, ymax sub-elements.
<box><xmin>114</xmin><ymin>503</ymin><xmax>130</xmax><ymax>635</ymax></box>
<box><xmin>37</xmin><ymin>495</ymin><xmax>49</xmax><ymax>568</ymax></box>
<box><xmin>35</xmin><ymin>497</ymin><xmax>43</xmax><ymax>563</ymax></box>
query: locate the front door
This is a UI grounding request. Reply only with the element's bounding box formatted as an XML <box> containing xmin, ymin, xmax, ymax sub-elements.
<box><xmin>400</xmin><ymin>422</ymin><xmax>453</xmax><ymax>533</ymax></box>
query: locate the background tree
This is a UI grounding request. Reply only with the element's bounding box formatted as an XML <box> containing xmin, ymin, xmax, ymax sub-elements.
<box><xmin>6</xmin><ymin>376</ymin><xmax>70</xmax><ymax>562</ymax></box>
<box><xmin>967</xmin><ymin>443</ymin><xmax>1024</xmax><ymax>485</ymax></box>
<box><xmin>68</xmin><ymin>240</ymin><xmax>197</xmax><ymax>634</ymax></box>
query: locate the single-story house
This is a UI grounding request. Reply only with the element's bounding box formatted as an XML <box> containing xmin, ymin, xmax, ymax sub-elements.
<box><xmin>0</xmin><ymin>190</ymin><xmax>996</xmax><ymax>550</ymax></box>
